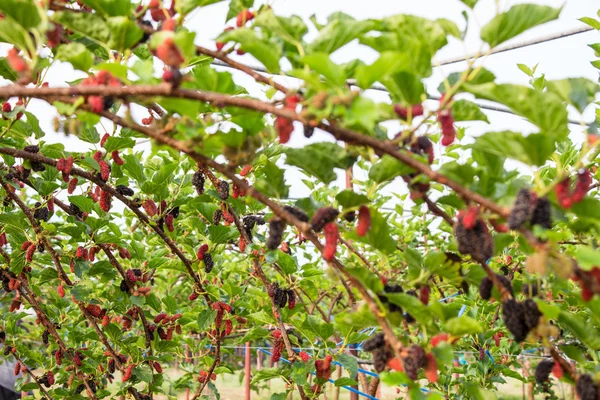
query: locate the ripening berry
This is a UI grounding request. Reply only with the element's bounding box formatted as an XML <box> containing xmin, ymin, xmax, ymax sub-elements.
<box><xmin>236</xmin><ymin>9</ymin><xmax>255</xmax><ymax>27</ymax></box>
<box><xmin>141</xmin><ymin>116</ymin><xmax>153</xmax><ymax>125</ymax></box>
<box><xmin>189</xmin><ymin>291</ymin><xmax>199</xmax><ymax>301</ymax></box>
<box><xmin>118</xmin><ymin>247</ymin><xmax>131</xmax><ymax>259</ymax></box>
<box><xmin>225</xmin><ymin>319</ymin><xmax>233</xmax><ymax>335</ymax></box>
<box><xmin>58</xmin><ymin>284</ymin><xmax>65</xmax><ymax>298</ymax></box>
<box><xmin>555</xmin><ymin>178</ymin><xmax>572</xmax><ymax>209</ymax></box>
<box><xmin>165</xmin><ymin>214</ymin><xmax>174</xmax><ymax>232</ymax></box>
<box><xmin>238</xmin><ymin>236</ymin><xmax>246</xmax><ymax>252</ymax></box>
<box><xmin>419</xmin><ymin>286</ymin><xmax>430</xmax><ymax>305</ymax></box>
<box><xmin>287</xmin><ymin>289</ymin><xmax>296</xmax><ymax>309</ymax></box>
<box><xmin>142</xmin><ymin>199</ymin><xmax>158</xmax><ymax>216</ymax></box>
<box><xmin>25</xmin><ymin>243</ymin><xmax>35</xmax><ymax>262</ymax></box>
<box><xmin>430</xmin><ymin>333</ymin><xmax>449</xmax><ymax>347</ymax></box>
<box><xmin>162</xmin><ymin>18</ymin><xmax>176</xmax><ymax>31</ymax></box>
<box><xmin>394</xmin><ymin>103</ymin><xmax>424</xmax><ymax>119</ymax></box>
<box><xmin>86</xmin><ymin>304</ymin><xmax>103</xmax><ymax>318</ymax></box>
<box><xmin>154</xmin><ymin>313</ymin><xmax>167</xmax><ymax>324</ymax></box>
<box><xmin>438</xmin><ymin>109</ymin><xmax>456</xmax><ymax>146</ymax></box>
<box><xmin>100</xmin><ymin>133</ymin><xmax>110</xmax><ymax>147</ymax></box>
<box><xmin>461</xmin><ymin>206</ymin><xmax>479</xmax><ymax>230</ymax></box>
<box><xmin>47</xmin><ymin>23</ymin><xmax>62</xmax><ymax>48</ymax></box>
<box><xmin>56</xmin><ymin>157</ymin><xmax>66</xmax><ymax>172</ymax></box>
<box><xmin>111</xmin><ymin>150</ymin><xmax>124</xmax><ymax>165</ymax></box>
<box><xmin>99</xmin><ymin>190</ymin><xmax>111</xmax><ymax>212</ymax></box>
<box><xmin>87</xmin><ymin>96</ymin><xmax>104</xmax><ymax>113</ymax></box>
<box><xmin>240</xmin><ymin>165</ymin><xmax>252</xmax><ymax>176</ymax></box>
<box><xmin>7</xmin><ymin>48</ymin><xmax>27</xmax><ymax>72</ymax></box>
<box><xmin>299</xmin><ymin>352</ymin><xmax>310</xmax><ymax>362</ymax></box>
<box><xmin>13</xmin><ymin>362</ymin><xmax>20</xmax><ymax>376</ymax></box>
<box><xmin>275</xmin><ymin>116</ymin><xmax>294</xmax><ymax>144</ymax></box>
<box><xmin>356</xmin><ymin>205</ymin><xmax>371</xmax><ymax>237</ymax></box>
<box><xmin>153</xmin><ymin>361</ymin><xmax>163</xmax><ymax>373</ymax></box>
<box><xmin>197</xmin><ymin>244</ymin><xmax>209</xmax><ymax>260</ymax></box>
<box><xmin>156</xmin><ymin>37</ymin><xmax>184</xmax><ymax>68</ymax></box>
<box><xmin>64</xmin><ymin>155</ymin><xmax>74</xmax><ymax>175</ymax></box>
<box><xmin>99</xmin><ymin>160</ymin><xmax>110</xmax><ymax>181</ymax></box>
<box><xmin>21</xmin><ymin>241</ymin><xmax>32</xmax><ymax>251</ymax></box>
<box><xmin>572</xmin><ymin>169</ymin><xmax>592</xmax><ymax>203</ymax></box>
<box><xmin>2</xmin><ymin>102</ymin><xmax>10</xmax><ymax>114</ymax></box>
<box><xmin>122</xmin><ymin>364</ymin><xmax>134</xmax><ymax>382</ymax></box>
<box><xmin>68</xmin><ymin>177</ymin><xmax>78</xmax><ymax>194</ymax></box>
<box><xmin>322</xmin><ymin>222</ymin><xmax>338</xmax><ymax>261</ymax></box>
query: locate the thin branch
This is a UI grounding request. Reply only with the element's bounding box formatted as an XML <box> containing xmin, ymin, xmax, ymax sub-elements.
<box><xmin>12</xmin><ymin>352</ymin><xmax>52</xmax><ymax>400</ymax></box>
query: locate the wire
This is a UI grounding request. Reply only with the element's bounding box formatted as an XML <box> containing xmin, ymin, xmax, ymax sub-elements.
<box><xmin>210</xmin><ymin>26</ymin><xmax>593</xmax><ymax>127</ymax></box>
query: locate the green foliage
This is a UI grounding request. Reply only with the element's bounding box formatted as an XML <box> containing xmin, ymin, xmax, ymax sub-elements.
<box><xmin>0</xmin><ymin>1</ymin><xmax>598</xmax><ymax>399</ymax></box>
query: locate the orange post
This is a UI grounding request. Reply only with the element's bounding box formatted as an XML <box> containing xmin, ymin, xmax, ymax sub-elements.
<box><xmin>245</xmin><ymin>342</ymin><xmax>251</xmax><ymax>400</ymax></box>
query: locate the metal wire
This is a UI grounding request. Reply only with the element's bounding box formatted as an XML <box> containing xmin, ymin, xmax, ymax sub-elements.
<box><xmin>210</xmin><ymin>26</ymin><xmax>594</xmax><ymax>127</ymax></box>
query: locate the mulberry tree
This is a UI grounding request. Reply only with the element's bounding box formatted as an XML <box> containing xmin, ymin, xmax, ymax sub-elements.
<box><xmin>0</xmin><ymin>1</ymin><xmax>599</xmax><ymax>399</ymax></box>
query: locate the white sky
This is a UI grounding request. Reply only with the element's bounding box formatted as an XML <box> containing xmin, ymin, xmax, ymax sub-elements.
<box><xmin>1</xmin><ymin>0</ymin><xmax>598</xmax><ymax>206</ymax></box>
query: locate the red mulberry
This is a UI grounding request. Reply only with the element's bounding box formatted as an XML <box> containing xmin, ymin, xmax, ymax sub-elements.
<box><xmin>165</xmin><ymin>214</ymin><xmax>174</xmax><ymax>232</ymax></box>
<box><xmin>99</xmin><ymin>160</ymin><xmax>110</xmax><ymax>181</ymax></box>
<box><xmin>555</xmin><ymin>178</ymin><xmax>572</xmax><ymax>209</ymax></box>
<box><xmin>572</xmin><ymin>169</ymin><xmax>592</xmax><ymax>203</ymax></box>
<box><xmin>356</xmin><ymin>205</ymin><xmax>371</xmax><ymax>237</ymax></box>
<box><xmin>394</xmin><ymin>103</ymin><xmax>424</xmax><ymax>119</ymax></box>
<box><xmin>111</xmin><ymin>150</ymin><xmax>124</xmax><ymax>166</ymax></box>
<box><xmin>322</xmin><ymin>222</ymin><xmax>338</xmax><ymax>261</ymax></box>
<box><xmin>287</xmin><ymin>289</ymin><xmax>296</xmax><ymax>309</ymax></box>
<box><xmin>99</xmin><ymin>190</ymin><xmax>111</xmax><ymax>212</ymax></box>
<box><xmin>275</xmin><ymin>116</ymin><xmax>294</xmax><ymax>144</ymax></box>
<box><xmin>68</xmin><ymin>177</ymin><xmax>78</xmax><ymax>194</ymax></box>
<box><xmin>142</xmin><ymin>199</ymin><xmax>157</xmax><ymax>216</ymax></box>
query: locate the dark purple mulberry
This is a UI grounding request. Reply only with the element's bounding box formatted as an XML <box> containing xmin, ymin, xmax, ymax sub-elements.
<box><xmin>115</xmin><ymin>185</ymin><xmax>134</xmax><ymax>196</ymax></box>
<box><xmin>311</xmin><ymin>207</ymin><xmax>339</xmax><ymax>232</ymax></box>
<box><xmin>362</xmin><ymin>333</ymin><xmax>385</xmax><ymax>351</ymax></box>
<box><xmin>576</xmin><ymin>374</ymin><xmax>599</xmax><ymax>400</ymax></box>
<box><xmin>213</xmin><ymin>209</ymin><xmax>222</xmax><ymax>225</ymax></box>
<box><xmin>522</xmin><ymin>298</ymin><xmax>541</xmax><ymax>331</ymax></box>
<box><xmin>203</xmin><ymin>253</ymin><xmax>213</xmax><ymax>273</ymax></box>
<box><xmin>531</xmin><ymin>197</ymin><xmax>551</xmax><ymax>229</ymax></box>
<box><xmin>534</xmin><ymin>359</ymin><xmax>554</xmax><ymax>383</ymax></box>
<box><xmin>508</xmin><ymin>189</ymin><xmax>534</xmax><ymax>230</ymax></box>
<box><xmin>522</xmin><ymin>283</ymin><xmax>539</xmax><ymax>297</ymax></box>
<box><xmin>192</xmin><ymin>170</ymin><xmax>205</xmax><ymax>195</ymax></box>
<box><xmin>479</xmin><ymin>277</ymin><xmax>493</xmax><ymax>300</ymax></box>
<box><xmin>454</xmin><ymin>219</ymin><xmax>494</xmax><ymax>263</ymax></box>
<box><xmin>267</xmin><ymin>219</ymin><xmax>286</xmax><ymax>250</ymax></box>
<box><xmin>283</xmin><ymin>205</ymin><xmax>309</xmax><ymax>222</ymax></box>
<box><xmin>502</xmin><ymin>299</ymin><xmax>528</xmax><ymax>342</ymax></box>
<box><xmin>216</xmin><ymin>180</ymin><xmax>229</xmax><ymax>200</ymax></box>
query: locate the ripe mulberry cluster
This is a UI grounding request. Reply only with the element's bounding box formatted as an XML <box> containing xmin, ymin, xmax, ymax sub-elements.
<box><xmin>80</xmin><ymin>70</ymin><xmax>120</xmax><ymax>113</ymax></box>
<box><xmin>38</xmin><ymin>371</ymin><xmax>55</xmax><ymax>387</ymax></box>
<box><xmin>283</xmin><ymin>205</ymin><xmax>309</xmax><ymax>222</ymax></box>
<box><xmin>216</xmin><ymin>180</ymin><xmax>229</xmax><ymax>200</ymax></box>
<box><xmin>267</xmin><ymin>218</ymin><xmax>286</xmax><ymax>250</ymax></box>
<box><xmin>534</xmin><ymin>359</ymin><xmax>554</xmax><ymax>383</ymax></box>
<box><xmin>24</xmin><ymin>145</ymin><xmax>45</xmax><ymax>172</ymax></box>
<box><xmin>362</xmin><ymin>333</ymin><xmax>391</xmax><ymax>372</ymax></box>
<box><xmin>576</xmin><ymin>374</ymin><xmax>599</xmax><ymax>400</ymax></box>
<box><xmin>311</xmin><ymin>207</ymin><xmax>339</xmax><ymax>232</ymax></box>
<box><xmin>270</xmin><ymin>283</ymin><xmax>296</xmax><ymax>310</ymax></box>
<box><xmin>192</xmin><ymin>170</ymin><xmax>205</xmax><ymax>194</ymax></box>
<box><xmin>378</xmin><ymin>283</ymin><xmax>404</xmax><ymax>313</ymax></box>
<box><xmin>33</xmin><ymin>202</ymin><xmax>49</xmax><ymax>222</ymax></box>
<box><xmin>242</xmin><ymin>215</ymin><xmax>265</xmax><ymax>240</ymax></box>
<box><xmin>501</xmin><ymin>298</ymin><xmax>541</xmax><ymax>342</ymax></box>
<box><xmin>394</xmin><ymin>103</ymin><xmax>424</xmax><ymax>120</ymax></box>
<box><xmin>454</xmin><ymin>208</ymin><xmax>494</xmax><ymax>263</ymax></box>
<box><xmin>115</xmin><ymin>185</ymin><xmax>134</xmax><ymax>196</ymax></box>
<box><xmin>507</xmin><ymin>189</ymin><xmax>552</xmax><ymax>230</ymax></box>
<box><xmin>315</xmin><ymin>355</ymin><xmax>333</xmax><ymax>381</ymax></box>
<box><xmin>479</xmin><ymin>274</ymin><xmax>513</xmax><ymax>300</ymax></box>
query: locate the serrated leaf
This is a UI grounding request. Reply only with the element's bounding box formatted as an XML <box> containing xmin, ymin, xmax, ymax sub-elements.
<box><xmin>481</xmin><ymin>4</ymin><xmax>562</xmax><ymax>48</ymax></box>
<box><xmin>107</xmin><ymin>17</ymin><xmax>144</xmax><ymax>51</ymax></box>
<box><xmin>254</xmin><ymin>159</ymin><xmax>289</xmax><ymax>199</ymax></box>
<box><xmin>451</xmin><ymin>99</ymin><xmax>489</xmax><ymax>123</ymax></box>
<box><xmin>81</xmin><ymin>0</ymin><xmax>132</xmax><ymax>17</ymax></box>
<box><xmin>103</xmin><ymin>136</ymin><xmax>136</xmax><ymax>153</ymax></box>
<box><xmin>197</xmin><ymin>309</ymin><xmax>217</xmax><ymax>330</ymax></box>
<box><xmin>0</xmin><ymin>18</ymin><xmax>34</xmax><ymax>51</ymax></box>
<box><xmin>369</xmin><ymin>155</ymin><xmax>414</xmax><ymax>183</ymax></box>
<box><xmin>0</xmin><ymin>58</ymin><xmax>17</xmax><ymax>81</ymax></box>
<box><xmin>53</xmin><ymin>11</ymin><xmax>110</xmax><ymax>43</ymax></box>
<box><xmin>300</xmin><ymin>53</ymin><xmax>346</xmax><ymax>86</ymax></box>
<box><xmin>285</xmin><ymin>143</ymin><xmax>354</xmax><ymax>184</ymax></box>
<box><xmin>546</xmin><ymin>78</ymin><xmax>600</xmax><ymax>114</ymax></box>
<box><xmin>309</xmin><ymin>13</ymin><xmax>376</xmax><ymax>55</ymax></box>
<box><xmin>335</xmin><ymin>190</ymin><xmax>368</xmax><ymax>208</ymax></box>
<box><xmin>334</xmin><ymin>377</ymin><xmax>358</xmax><ymax>387</ymax></box>
<box><xmin>335</xmin><ymin>354</ymin><xmax>358</xmax><ymax>379</ymax></box>
<box><xmin>55</xmin><ymin>43</ymin><xmax>94</xmax><ymax>71</ymax></box>
<box><xmin>469</xmin><ymin>131</ymin><xmax>555</xmax><ymax>167</ymax></box>
<box><xmin>217</xmin><ymin>28</ymin><xmax>281</xmax><ymax>73</ymax></box>
<box><xmin>445</xmin><ymin>316</ymin><xmax>484</xmax><ymax>336</ymax></box>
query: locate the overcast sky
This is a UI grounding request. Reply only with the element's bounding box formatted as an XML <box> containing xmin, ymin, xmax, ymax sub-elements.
<box><xmin>1</xmin><ymin>0</ymin><xmax>598</xmax><ymax>205</ymax></box>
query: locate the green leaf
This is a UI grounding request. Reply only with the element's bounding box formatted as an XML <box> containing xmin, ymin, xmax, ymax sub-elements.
<box><xmin>309</xmin><ymin>13</ymin><xmax>376</xmax><ymax>55</ymax></box>
<box><xmin>0</xmin><ymin>0</ymin><xmax>41</xmax><ymax>29</ymax></box>
<box><xmin>255</xmin><ymin>8</ymin><xmax>308</xmax><ymax>46</ymax></box>
<box><xmin>81</xmin><ymin>0</ymin><xmax>132</xmax><ymax>17</ymax></box>
<box><xmin>0</xmin><ymin>18</ymin><xmax>34</xmax><ymax>51</ymax></box>
<box><xmin>459</xmin><ymin>0</ymin><xmax>479</xmax><ymax>9</ymax></box>
<box><xmin>345</xmin><ymin>96</ymin><xmax>380</xmax><ymax>132</ymax></box>
<box><xmin>301</xmin><ymin>315</ymin><xmax>334</xmax><ymax>341</ymax></box>
<box><xmin>574</xmin><ymin>247</ymin><xmax>600</xmax><ymax>271</ymax></box>
<box><xmin>451</xmin><ymin>99</ymin><xmax>489</xmax><ymax>123</ymax></box>
<box><xmin>369</xmin><ymin>155</ymin><xmax>414</xmax><ymax>183</ymax></box>
<box><xmin>546</xmin><ymin>78</ymin><xmax>600</xmax><ymax>114</ymax></box>
<box><xmin>469</xmin><ymin>131</ymin><xmax>555</xmax><ymax>167</ymax></box>
<box><xmin>334</xmin><ymin>377</ymin><xmax>358</xmax><ymax>387</ymax></box>
<box><xmin>301</xmin><ymin>53</ymin><xmax>346</xmax><ymax>86</ymax></box>
<box><xmin>79</xmin><ymin>123</ymin><xmax>101</xmax><ymax>144</ymax></box>
<box><xmin>335</xmin><ymin>190</ymin><xmax>369</xmax><ymax>208</ymax></box>
<box><xmin>558</xmin><ymin>311</ymin><xmax>600</xmax><ymax>349</ymax></box>
<box><xmin>177</xmin><ymin>0</ymin><xmax>225</xmax><ymax>16</ymax></box>
<box><xmin>462</xmin><ymin>83</ymin><xmax>568</xmax><ymax>138</ymax></box>
<box><xmin>0</xmin><ymin>58</ymin><xmax>17</xmax><ymax>81</ymax></box>
<box><xmin>107</xmin><ymin>17</ymin><xmax>144</xmax><ymax>51</ymax></box>
<box><xmin>285</xmin><ymin>143</ymin><xmax>354</xmax><ymax>184</ymax></box>
<box><xmin>355</xmin><ymin>50</ymin><xmax>431</xmax><ymax>89</ymax></box>
<box><xmin>207</xmin><ymin>225</ymin><xmax>238</xmax><ymax>244</ymax></box>
<box><xmin>53</xmin><ymin>11</ymin><xmax>110</xmax><ymax>43</ymax></box>
<box><xmin>335</xmin><ymin>354</ymin><xmax>358</xmax><ymax>379</ymax></box>
<box><xmin>254</xmin><ymin>159</ymin><xmax>289</xmax><ymax>199</ymax></box>
<box><xmin>103</xmin><ymin>136</ymin><xmax>136</xmax><ymax>153</ymax></box>
<box><xmin>197</xmin><ymin>309</ymin><xmax>217</xmax><ymax>330</ymax></box>
<box><xmin>121</xmin><ymin>154</ymin><xmax>146</xmax><ymax>184</ymax></box>
<box><xmin>68</xmin><ymin>196</ymin><xmax>96</xmax><ymax>213</ymax></box>
<box><xmin>445</xmin><ymin>316</ymin><xmax>484</xmax><ymax>336</ymax></box>
<box><xmin>55</xmin><ymin>43</ymin><xmax>94</xmax><ymax>71</ymax></box>
<box><xmin>217</xmin><ymin>28</ymin><xmax>281</xmax><ymax>73</ymax></box>
<box><xmin>345</xmin><ymin>265</ymin><xmax>383</xmax><ymax>294</ymax></box>
<box><xmin>580</xmin><ymin>17</ymin><xmax>600</xmax><ymax>30</ymax></box>
<box><xmin>134</xmin><ymin>364</ymin><xmax>153</xmax><ymax>383</ymax></box>
<box><xmin>381</xmin><ymin>71</ymin><xmax>426</xmax><ymax>104</ymax></box>
<box><xmin>251</xmin><ymin>368</ymin><xmax>283</xmax><ymax>384</ymax></box>
<box><xmin>225</xmin><ymin>0</ymin><xmax>253</xmax><ymax>21</ymax></box>
<box><xmin>481</xmin><ymin>4</ymin><xmax>562</xmax><ymax>48</ymax></box>
<box><xmin>190</xmin><ymin>65</ymin><xmax>242</xmax><ymax>94</ymax></box>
